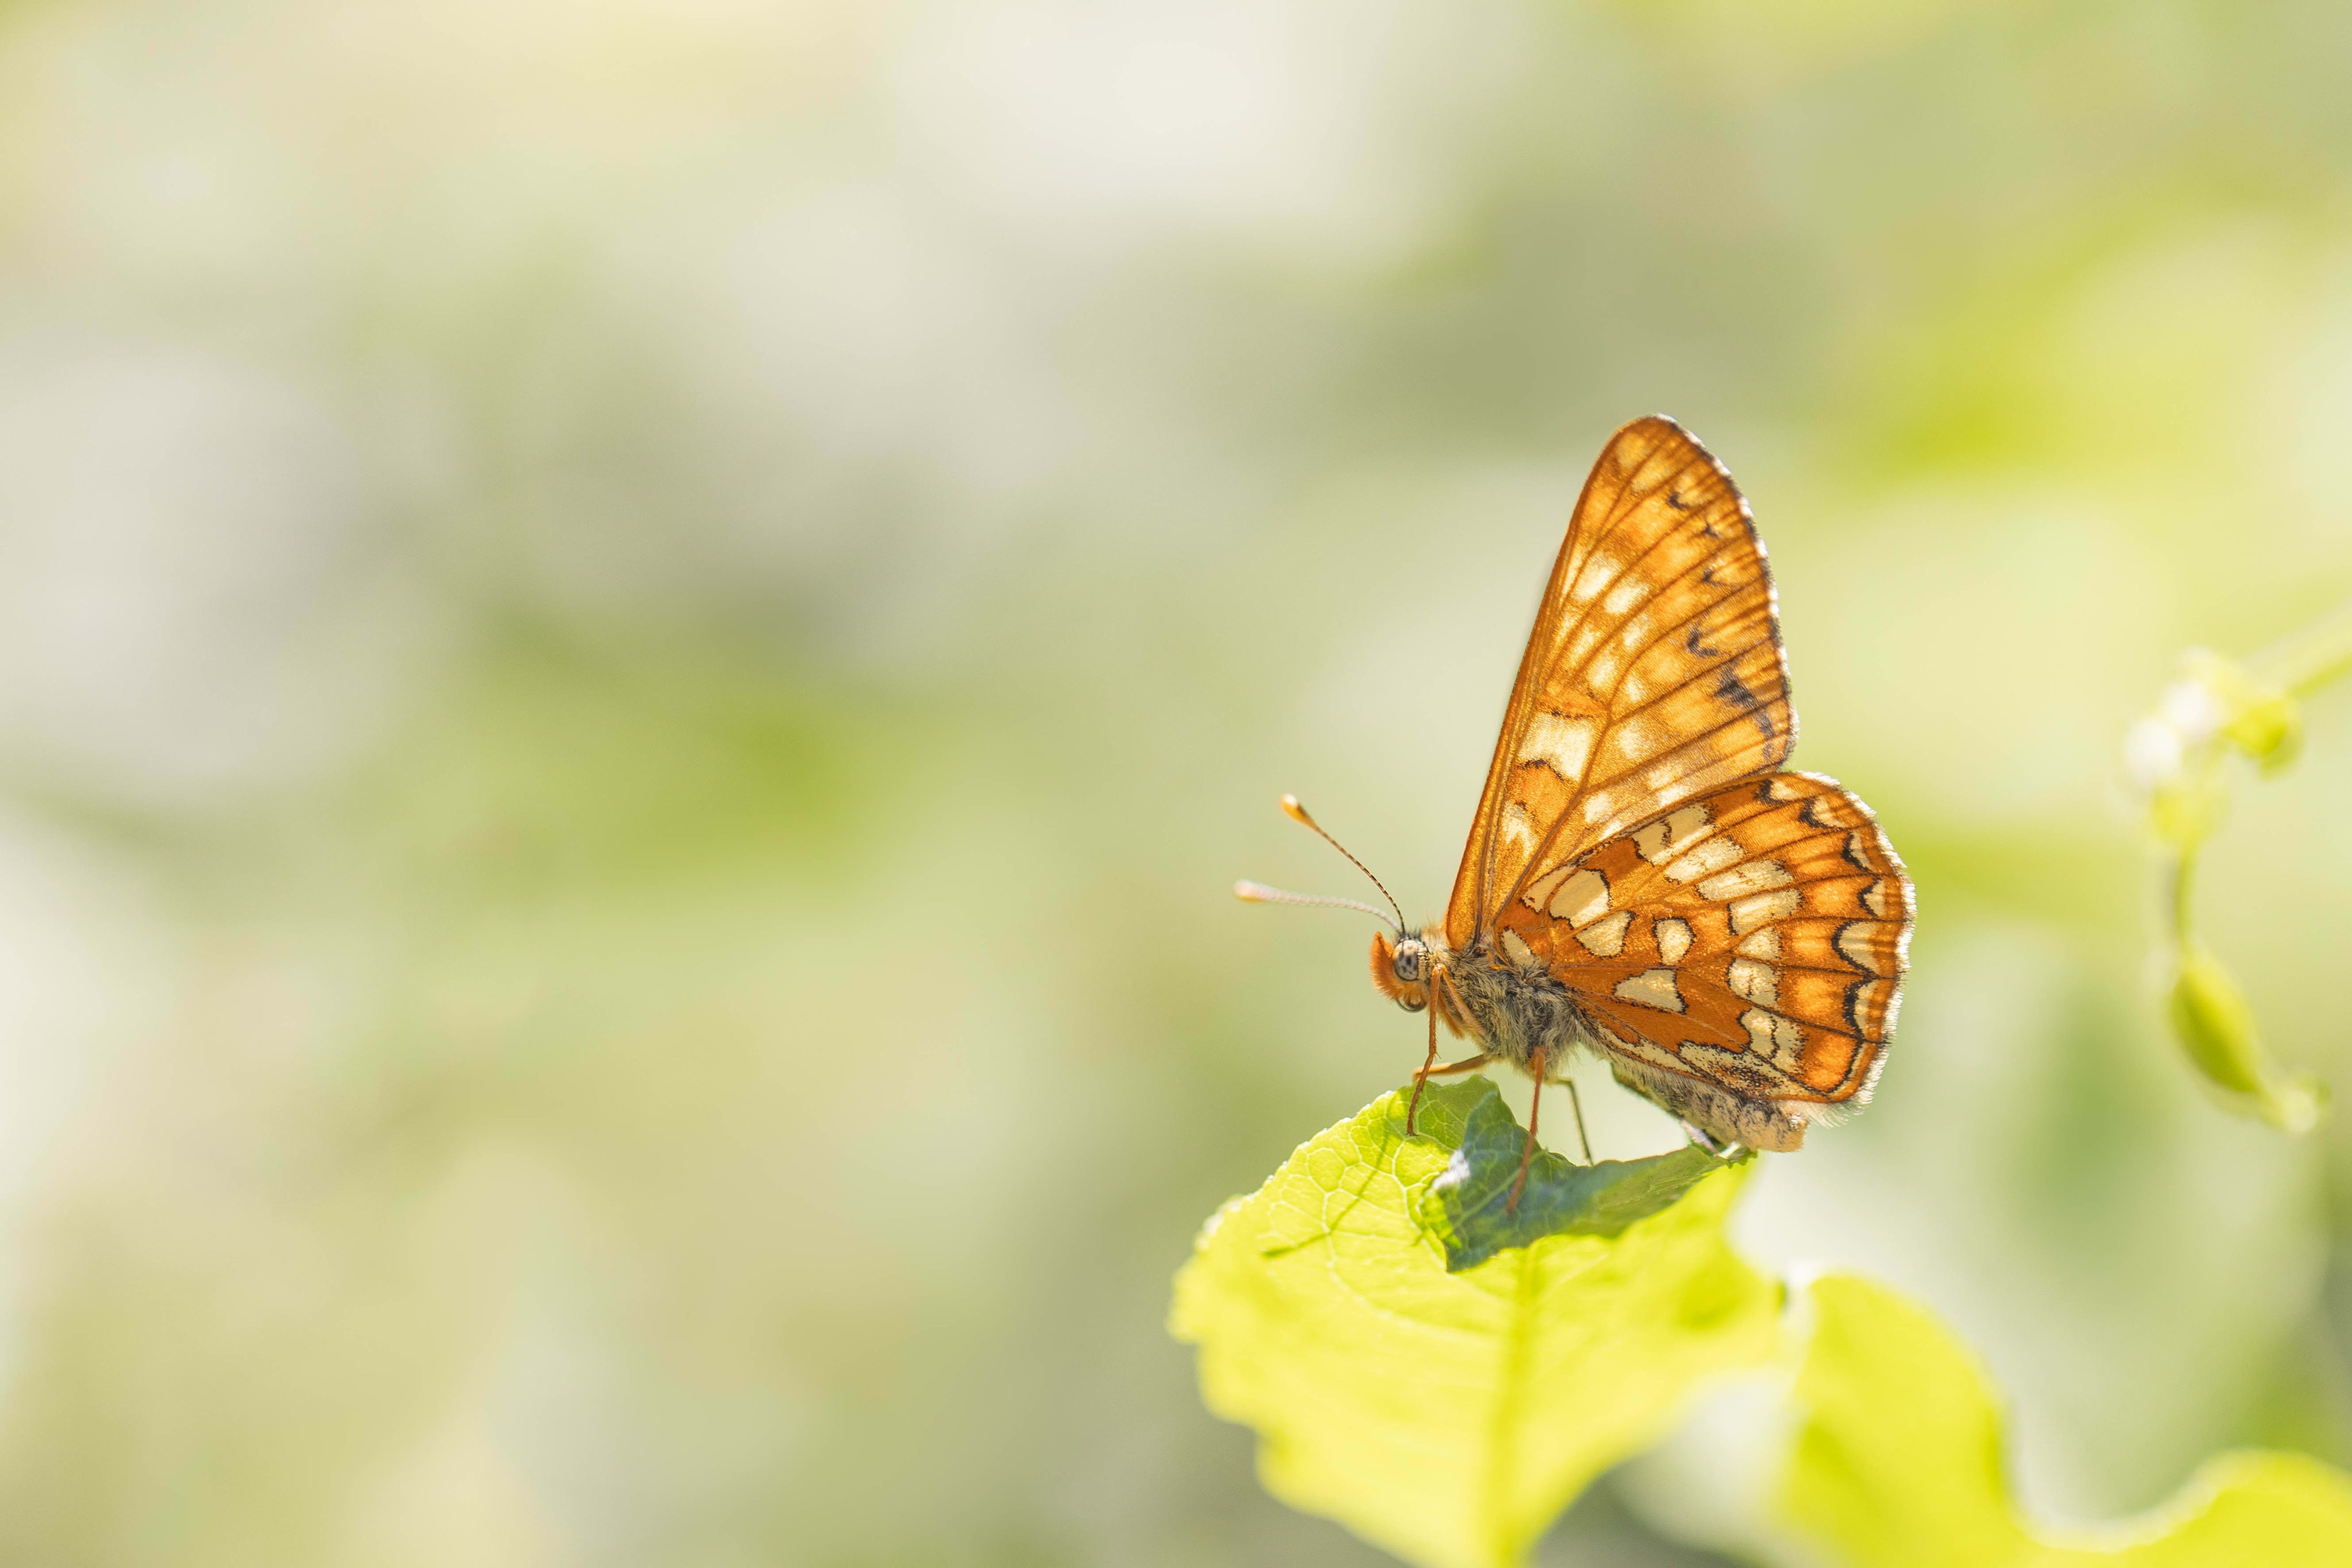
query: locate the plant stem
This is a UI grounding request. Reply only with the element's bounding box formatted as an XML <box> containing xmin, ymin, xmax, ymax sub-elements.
<box><xmin>2167</xmin><ymin>849</ymin><xmax>2196</xmax><ymax>948</ymax></box>
<box><xmin>2253</xmin><ymin>599</ymin><xmax>2352</xmax><ymax>699</ymax></box>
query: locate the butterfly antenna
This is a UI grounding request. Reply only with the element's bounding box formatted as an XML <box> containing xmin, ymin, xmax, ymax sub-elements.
<box><xmin>1275</xmin><ymin>795</ymin><xmax>1407</xmax><ymax>931</ymax></box>
<box><xmin>1233</xmin><ymin>881</ymin><xmax>1397</xmax><ymax>927</ymax></box>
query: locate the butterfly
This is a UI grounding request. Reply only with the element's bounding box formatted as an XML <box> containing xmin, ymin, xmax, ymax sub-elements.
<box><xmin>1241</xmin><ymin>416</ymin><xmax>1913</xmax><ymax>1207</ymax></box>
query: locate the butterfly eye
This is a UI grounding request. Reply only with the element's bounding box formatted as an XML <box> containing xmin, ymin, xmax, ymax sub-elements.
<box><xmin>1392</xmin><ymin>941</ymin><xmax>1426</xmax><ymax>984</ymax></box>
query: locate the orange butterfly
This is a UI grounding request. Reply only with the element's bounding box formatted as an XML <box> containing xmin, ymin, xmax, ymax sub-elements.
<box><xmin>1241</xmin><ymin>416</ymin><xmax>1913</xmax><ymax>1207</ymax></box>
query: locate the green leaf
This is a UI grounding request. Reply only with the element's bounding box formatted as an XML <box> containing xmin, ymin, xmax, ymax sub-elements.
<box><xmin>1416</xmin><ymin>1081</ymin><xmax>1751</xmax><ymax>1273</ymax></box>
<box><xmin>1169</xmin><ymin>1080</ymin><xmax>1778</xmax><ymax>1568</ymax></box>
<box><xmin>1783</xmin><ymin>1275</ymin><xmax>2352</xmax><ymax>1567</ymax></box>
<box><xmin>2166</xmin><ymin>944</ymin><xmax>2325</xmax><ymax>1133</ymax></box>
<box><xmin>2168</xmin><ymin>942</ymin><xmax>2267</xmax><ymax>1097</ymax></box>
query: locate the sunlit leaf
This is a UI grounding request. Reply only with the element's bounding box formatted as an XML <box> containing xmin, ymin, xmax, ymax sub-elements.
<box><xmin>1169</xmin><ymin>1080</ymin><xmax>1778</xmax><ymax>1568</ymax></box>
<box><xmin>1783</xmin><ymin>1275</ymin><xmax>2352</xmax><ymax>1567</ymax></box>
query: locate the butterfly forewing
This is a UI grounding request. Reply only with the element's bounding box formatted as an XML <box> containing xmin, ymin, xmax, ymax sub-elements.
<box><xmin>1446</xmin><ymin>417</ymin><xmax>1794</xmax><ymax>951</ymax></box>
<box><xmin>1495</xmin><ymin>772</ymin><xmax>1912</xmax><ymax>1131</ymax></box>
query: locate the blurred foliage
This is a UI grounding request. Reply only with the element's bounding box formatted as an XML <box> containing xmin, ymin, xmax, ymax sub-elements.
<box><xmin>1171</xmin><ymin>1082</ymin><xmax>1775</xmax><ymax>1568</ymax></box>
<box><xmin>0</xmin><ymin>0</ymin><xmax>2349</xmax><ymax>1562</ymax></box>
<box><xmin>1784</xmin><ymin>1274</ymin><xmax>2352</xmax><ymax>1566</ymax></box>
<box><xmin>2129</xmin><ymin>607</ymin><xmax>2352</xmax><ymax>1129</ymax></box>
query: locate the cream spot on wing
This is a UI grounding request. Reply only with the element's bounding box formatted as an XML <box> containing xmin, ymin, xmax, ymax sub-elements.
<box><xmin>1575</xmin><ymin>910</ymin><xmax>1633</xmax><ymax>957</ymax></box>
<box><xmin>1862</xmin><ymin>878</ymin><xmax>1888</xmax><ymax>918</ymax></box>
<box><xmin>1729</xmin><ymin>887</ymin><xmax>1802</xmax><ymax>934</ymax></box>
<box><xmin>1521</xmin><ymin>865</ymin><xmax>1570</xmax><ymax>912</ymax></box>
<box><xmin>1549</xmin><ymin>868</ymin><xmax>1611</xmax><ymax>926</ymax></box>
<box><xmin>1767</xmin><ymin>776</ymin><xmax>1805</xmax><ymax>802</ymax></box>
<box><xmin>1739</xmin><ymin>1007</ymin><xmax>1806</xmax><ymax>1067</ymax></box>
<box><xmin>1570</xmin><ymin>552</ymin><xmax>1625</xmax><ymax>606</ymax></box>
<box><xmin>1517</xmin><ymin>711</ymin><xmax>1595</xmax><ymax>784</ymax></box>
<box><xmin>1773</xmin><ymin>1014</ymin><xmax>1804</xmax><ymax>1060</ymax></box>
<box><xmin>1846</xmin><ymin>975</ymin><xmax>1897</xmax><ymax>1037</ymax></box>
<box><xmin>1632</xmin><ymin>803</ymin><xmax>1714</xmax><ymax>864</ymax></box>
<box><xmin>1581</xmin><ymin>788</ymin><xmax>1634</xmax><ymax>827</ymax></box>
<box><xmin>1734</xmin><ymin>927</ymin><xmax>1781</xmax><ymax>960</ymax></box>
<box><xmin>1654</xmin><ymin>917</ymin><xmax>1693</xmax><ymax>964</ymax></box>
<box><xmin>1607</xmin><ymin>1029</ymin><xmax>1683</xmax><ymax>1072</ymax></box>
<box><xmin>1500</xmin><ymin>930</ymin><xmax>1538</xmax><ymax>967</ymax></box>
<box><xmin>1586</xmin><ymin>647</ymin><xmax>1624</xmax><ymax>696</ymax></box>
<box><xmin>1837</xmin><ymin>921</ymin><xmax>1888</xmax><ymax>975</ymax></box>
<box><xmin>1603</xmin><ymin>574</ymin><xmax>1649</xmax><ymax>615</ymax></box>
<box><xmin>1727</xmin><ymin>959</ymin><xmax>1780</xmax><ymax>1007</ymax></box>
<box><xmin>1614</xmin><ymin>719</ymin><xmax>1664</xmax><ymax>763</ymax></box>
<box><xmin>1804</xmin><ymin>794</ymin><xmax>1860</xmax><ymax>830</ymax></box>
<box><xmin>1697</xmin><ymin>860</ymin><xmax>1793</xmax><ymax>902</ymax></box>
<box><xmin>1663</xmin><ymin>834</ymin><xmax>1743</xmax><ymax>884</ymax></box>
<box><xmin>1614</xmin><ymin>967</ymin><xmax>1686</xmax><ymax>1013</ymax></box>
<box><xmin>1500</xmin><ymin>801</ymin><xmax>1537</xmax><ymax>857</ymax></box>
<box><xmin>1617</xmin><ymin>609</ymin><xmax>1655</xmax><ymax>658</ymax></box>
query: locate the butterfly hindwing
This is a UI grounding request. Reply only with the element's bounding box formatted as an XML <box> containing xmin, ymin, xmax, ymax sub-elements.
<box><xmin>1445</xmin><ymin>416</ymin><xmax>1794</xmax><ymax>951</ymax></box>
<box><xmin>1492</xmin><ymin>772</ymin><xmax>1913</xmax><ymax>1148</ymax></box>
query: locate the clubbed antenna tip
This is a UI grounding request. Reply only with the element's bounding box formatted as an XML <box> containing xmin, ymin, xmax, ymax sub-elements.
<box><xmin>1268</xmin><ymin>794</ymin><xmax>1406</xmax><ymax>931</ymax></box>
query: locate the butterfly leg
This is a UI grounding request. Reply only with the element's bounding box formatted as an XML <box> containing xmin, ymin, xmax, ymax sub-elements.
<box><xmin>1679</xmin><ymin>1120</ymin><xmax>1734</xmax><ymax>1157</ymax></box>
<box><xmin>1419</xmin><ymin>1055</ymin><xmax>1491</xmax><ymax>1079</ymax></box>
<box><xmin>1509</xmin><ymin>1048</ymin><xmax>1549</xmax><ymax>1214</ymax></box>
<box><xmin>1565</xmin><ymin>1076</ymin><xmax>1593</xmax><ymax>1165</ymax></box>
<box><xmin>1406</xmin><ymin>996</ymin><xmax>1440</xmax><ymax>1136</ymax></box>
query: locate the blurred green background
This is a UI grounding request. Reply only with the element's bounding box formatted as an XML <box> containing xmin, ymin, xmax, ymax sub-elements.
<box><xmin>0</xmin><ymin>0</ymin><xmax>2349</xmax><ymax>1563</ymax></box>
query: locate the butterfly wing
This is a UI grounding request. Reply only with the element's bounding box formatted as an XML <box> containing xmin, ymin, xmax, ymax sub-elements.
<box><xmin>1493</xmin><ymin>772</ymin><xmax>1913</xmax><ymax>1150</ymax></box>
<box><xmin>1444</xmin><ymin>416</ymin><xmax>1794</xmax><ymax>951</ymax></box>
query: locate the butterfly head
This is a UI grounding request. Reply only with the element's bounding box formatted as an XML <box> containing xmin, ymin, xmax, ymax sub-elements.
<box><xmin>1370</xmin><ymin>929</ymin><xmax>1433</xmax><ymax>1013</ymax></box>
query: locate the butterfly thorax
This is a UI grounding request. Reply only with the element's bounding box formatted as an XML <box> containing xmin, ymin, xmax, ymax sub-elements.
<box><xmin>1411</xmin><ymin>928</ymin><xmax>1596</xmax><ymax>1079</ymax></box>
<box><xmin>1430</xmin><ymin>940</ymin><xmax>1599</xmax><ymax>1072</ymax></box>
